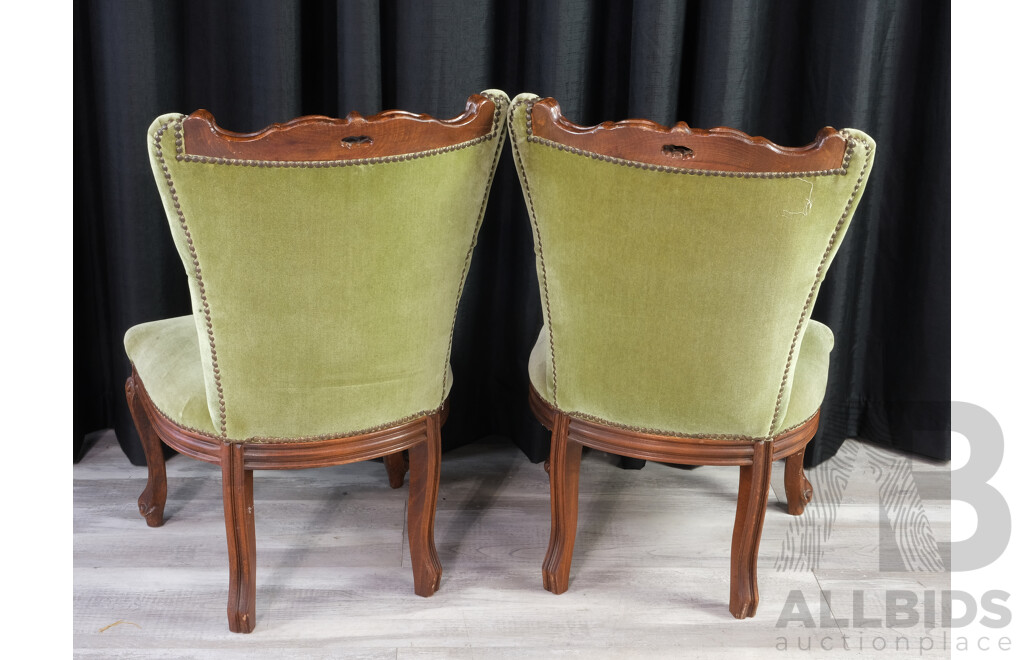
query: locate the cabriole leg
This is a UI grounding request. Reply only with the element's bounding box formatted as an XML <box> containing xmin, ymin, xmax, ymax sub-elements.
<box><xmin>542</xmin><ymin>414</ymin><xmax>580</xmax><ymax>594</ymax></box>
<box><xmin>222</xmin><ymin>443</ymin><xmax>256</xmax><ymax>633</ymax></box>
<box><xmin>407</xmin><ymin>415</ymin><xmax>443</xmax><ymax>596</ymax></box>
<box><xmin>126</xmin><ymin>372</ymin><xmax>167</xmax><ymax>527</ymax></box>
<box><xmin>730</xmin><ymin>442</ymin><xmax>772</xmax><ymax>619</ymax></box>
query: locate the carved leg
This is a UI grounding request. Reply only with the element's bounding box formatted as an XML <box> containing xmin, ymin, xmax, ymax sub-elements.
<box><xmin>126</xmin><ymin>372</ymin><xmax>167</xmax><ymax>527</ymax></box>
<box><xmin>222</xmin><ymin>443</ymin><xmax>256</xmax><ymax>633</ymax></box>
<box><xmin>383</xmin><ymin>451</ymin><xmax>409</xmax><ymax>489</ymax></box>
<box><xmin>542</xmin><ymin>413</ymin><xmax>580</xmax><ymax>594</ymax></box>
<box><xmin>730</xmin><ymin>442</ymin><xmax>773</xmax><ymax>619</ymax></box>
<box><xmin>783</xmin><ymin>448</ymin><xmax>813</xmax><ymax>516</ymax></box>
<box><xmin>407</xmin><ymin>414</ymin><xmax>442</xmax><ymax>597</ymax></box>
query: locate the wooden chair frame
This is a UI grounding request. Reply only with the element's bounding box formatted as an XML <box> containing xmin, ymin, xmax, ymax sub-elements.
<box><xmin>127</xmin><ymin>95</ymin><xmax>501</xmax><ymax>632</ymax></box>
<box><xmin>517</xmin><ymin>97</ymin><xmax>838</xmax><ymax>619</ymax></box>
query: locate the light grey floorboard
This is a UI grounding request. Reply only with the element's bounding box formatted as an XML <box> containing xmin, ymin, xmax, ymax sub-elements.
<box><xmin>74</xmin><ymin>432</ymin><xmax>949</xmax><ymax>658</ymax></box>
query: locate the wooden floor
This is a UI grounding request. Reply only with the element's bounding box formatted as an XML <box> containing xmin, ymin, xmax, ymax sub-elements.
<box><xmin>74</xmin><ymin>432</ymin><xmax>950</xmax><ymax>659</ymax></box>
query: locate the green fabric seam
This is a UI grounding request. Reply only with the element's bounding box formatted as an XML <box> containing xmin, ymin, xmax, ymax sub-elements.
<box><xmin>509</xmin><ymin>96</ymin><xmax>559</xmax><ymax>406</ymax></box>
<box><xmin>767</xmin><ymin>134</ymin><xmax>874</xmax><ymax>436</ymax></box>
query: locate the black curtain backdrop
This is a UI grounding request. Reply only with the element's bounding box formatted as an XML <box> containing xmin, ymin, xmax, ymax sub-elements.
<box><xmin>74</xmin><ymin>0</ymin><xmax>951</xmax><ymax>468</ymax></box>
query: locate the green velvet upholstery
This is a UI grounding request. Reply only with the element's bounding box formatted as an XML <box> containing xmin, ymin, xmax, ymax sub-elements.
<box><xmin>510</xmin><ymin>93</ymin><xmax>874</xmax><ymax>440</ymax></box>
<box><xmin>126</xmin><ymin>90</ymin><xmax>509</xmax><ymax>442</ymax></box>
<box><xmin>125</xmin><ymin>315</ymin><xmax>218</xmax><ymax>435</ymax></box>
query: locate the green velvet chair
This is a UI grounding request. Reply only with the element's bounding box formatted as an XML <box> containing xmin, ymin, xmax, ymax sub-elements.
<box><xmin>125</xmin><ymin>90</ymin><xmax>509</xmax><ymax>632</ymax></box>
<box><xmin>508</xmin><ymin>93</ymin><xmax>874</xmax><ymax>618</ymax></box>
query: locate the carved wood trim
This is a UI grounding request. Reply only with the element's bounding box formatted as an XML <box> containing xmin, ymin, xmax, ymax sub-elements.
<box><xmin>529</xmin><ymin>385</ymin><xmax>818</xmax><ymax>465</ymax></box>
<box><xmin>784</xmin><ymin>448</ymin><xmax>814</xmax><ymax>516</ymax></box>
<box><xmin>182</xmin><ymin>94</ymin><xmax>497</xmax><ymax>162</ymax></box>
<box><xmin>528</xmin><ymin>97</ymin><xmax>848</xmax><ymax>174</ymax></box>
<box><xmin>770</xmin><ymin>412</ymin><xmax>820</xmax><ymax>459</ymax></box>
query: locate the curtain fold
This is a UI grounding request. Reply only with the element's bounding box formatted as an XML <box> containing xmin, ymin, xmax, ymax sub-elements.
<box><xmin>75</xmin><ymin>0</ymin><xmax>950</xmax><ymax>467</ymax></box>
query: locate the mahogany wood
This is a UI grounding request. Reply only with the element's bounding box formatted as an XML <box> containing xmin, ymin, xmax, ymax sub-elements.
<box><xmin>383</xmin><ymin>451</ymin><xmax>410</xmax><ymax>489</ymax></box>
<box><xmin>769</xmin><ymin>412</ymin><xmax>820</xmax><ymax>460</ymax></box>
<box><xmin>182</xmin><ymin>94</ymin><xmax>496</xmax><ymax>162</ymax></box>
<box><xmin>407</xmin><ymin>414</ymin><xmax>443</xmax><ymax>597</ymax></box>
<box><xmin>125</xmin><ymin>367</ymin><xmax>446</xmax><ymax>632</ymax></box>
<box><xmin>784</xmin><ymin>448</ymin><xmax>814</xmax><ymax>516</ymax></box>
<box><xmin>129</xmin><ymin>368</ymin><xmax>449</xmax><ymax>471</ymax></box>
<box><xmin>541</xmin><ymin>413</ymin><xmax>578</xmax><ymax>595</ymax></box>
<box><xmin>125</xmin><ymin>376</ymin><xmax>167</xmax><ymax>527</ymax></box>
<box><xmin>529</xmin><ymin>385</ymin><xmax>818</xmax><ymax>619</ymax></box>
<box><xmin>528</xmin><ymin>97</ymin><xmax>847</xmax><ymax>173</ymax></box>
<box><xmin>730</xmin><ymin>442</ymin><xmax>772</xmax><ymax>619</ymax></box>
<box><xmin>222</xmin><ymin>442</ymin><xmax>256</xmax><ymax>634</ymax></box>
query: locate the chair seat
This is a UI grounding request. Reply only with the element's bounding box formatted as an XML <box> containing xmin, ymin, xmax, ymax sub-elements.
<box><xmin>125</xmin><ymin>316</ymin><xmax>218</xmax><ymax>435</ymax></box>
<box><xmin>528</xmin><ymin>319</ymin><xmax>834</xmax><ymax>436</ymax></box>
<box><xmin>126</xmin><ymin>315</ymin><xmax>457</xmax><ymax>439</ymax></box>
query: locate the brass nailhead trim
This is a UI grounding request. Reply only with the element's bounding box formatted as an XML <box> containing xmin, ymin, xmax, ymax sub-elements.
<box><xmin>769</xmin><ymin>133</ymin><xmax>873</xmax><ymax>437</ymax></box>
<box><xmin>173</xmin><ymin>101</ymin><xmax>504</xmax><ymax>168</ymax></box>
<box><xmin>441</xmin><ymin>93</ymin><xmax>507</xmax><ymax>401</ymax></box>
<box><xmin>154</xmin><ymin>121</ymin><xmax>229</xmax><ymax>438</ymax></box>
<box><xmin>525</xmin><ymin>105</ymin><xmax>854</xmax><ymax>178</ymax></box>
<box><xmin>511</xmin><ymin>98</ymin><xmax>559</xmax><ymax>404</ymax></box>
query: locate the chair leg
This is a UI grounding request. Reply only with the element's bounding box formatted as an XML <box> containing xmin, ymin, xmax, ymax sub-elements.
<box><xmin>783</xmin><ymin>448</ymin><xmax>813</xmax><ymax>516</ymax></box>
<box><xmin>542</xmin><ymin>413</ymin><xmax>580</xmax><ymax>595</ymax></box>
<box><xmin>383</xmin><ymin>451</ymin><xmax>409</xmax><ymax>489</ymax></box>
<box><xmin>126</xmin><ymin>374</ymin><xmax>167</xmax><ymax>527</ymax></box>
<box><xmin>407</xmin><ymin>414</ymin><xmax>443</xmax><ymax>597</ymax></box>
<box><xmin>730</xmin><ymin>442</ymin><xmax>772</xmax><ymax>619</ymax></box>
<box><xmin>222</xmin><ymin>443</ymin><xmax>256</xmax><ymax>633</ymax></box>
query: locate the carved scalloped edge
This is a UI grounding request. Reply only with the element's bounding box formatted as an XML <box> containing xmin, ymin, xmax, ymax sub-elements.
<box><xmin>525</xmin><ymin>97</ymin><xmax>853</xmax><ymax>178</ymax></box>
<box><xmin>174</xmin><ymin>92</ymin><xmax>504</xmax><ymax>167</ymax></box>
<box><xmin>535</xmin><ymin>97</ymin><xmax>839</xmax><ymax>154</ymax></box>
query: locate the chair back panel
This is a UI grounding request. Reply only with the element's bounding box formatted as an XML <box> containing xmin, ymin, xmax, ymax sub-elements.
<box><xmin>510</xmin><ymin>94</ymin><xmax>874</xmax><ymax>438</ymax></box>
<box><xmin>148</xmin><ymin>91</ymin><xmax>508</xmax><ymax>440</ymax></box>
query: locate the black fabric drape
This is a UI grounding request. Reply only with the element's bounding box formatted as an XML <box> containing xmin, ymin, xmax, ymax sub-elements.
<box><xmin>74</xmin><ymin>0</ymin><xmax>950</xmax><ymax>467</ymax></box>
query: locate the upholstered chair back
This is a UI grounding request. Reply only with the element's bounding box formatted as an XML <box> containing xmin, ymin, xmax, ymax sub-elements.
<box><xmin>509</xmin><ymin>94</ymin><xmax>874</xmax><ymax>439</ymax></box>
<box><xmin>146</xmin><ymin>91</ymin><xmax>508</xmax><ymax>441</ymax></box>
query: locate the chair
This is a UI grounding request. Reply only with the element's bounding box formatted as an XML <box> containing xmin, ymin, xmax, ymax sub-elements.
<box><xmin>125</xmin><ymin>90</ymin><xmax>509</xmax><ymax>632</ymax></box>
<box><xmin>507</xmin><ymin>93</ymin><xmax>874</xmax><ymax>618</ymax></box>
